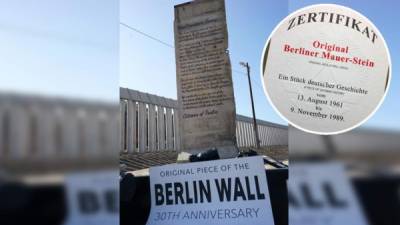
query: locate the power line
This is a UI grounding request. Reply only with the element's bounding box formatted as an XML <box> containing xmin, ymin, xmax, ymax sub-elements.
<box><xmin>232</xmin><ymin>69</ymin><xmax>265</xmax><ymax>92</ymax></box>
<box><xmin>232</xmin><ymin>68</ymin><xmax>246</xmax><ymax>75</ymax></box>
<box><xmin>120</xmin><ymin>22</ymin><xmax>174</xmax><ymax>49</ymax></box>
<box><xmin>120</xmin><ymin>21</ymin><xmax>265</xmax><ymax>91</ymax></box>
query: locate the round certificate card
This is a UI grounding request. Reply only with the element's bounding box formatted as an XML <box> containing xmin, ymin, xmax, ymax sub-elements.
<box><xmin>261</xmin><ymin>4</ymin><xmax>391</xmax><ymax>135</ymax></box>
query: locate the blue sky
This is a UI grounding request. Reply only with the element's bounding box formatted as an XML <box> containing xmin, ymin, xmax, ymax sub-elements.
<box><xmin>121</xmin><ymin>0</ymin><xmax>399</xmax><ymax>130</ymax></box>
<box><xmin>0</xmin><ymin>0</ymin><xmax>118</xmax><ymax>102</ymax></box>
<box><xmin>120</xmin><ymin>0</ymin><xmax>288</xmax><ymax>126</ymax></box>
<box><xmin>0</xmin><ymin>0</ymin><xmax>397</xmax><ymax>130</ymax></box>
<box><xmin>120</xmin><ymin>0</ymin><xmax>400</xmax><ymax>129</ymax></box>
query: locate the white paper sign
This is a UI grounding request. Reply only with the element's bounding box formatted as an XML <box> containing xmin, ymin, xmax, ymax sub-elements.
<box><xmin>63</xmin><ymin>170</ymin><xmax>118</xmax><ymax>225</ymax></box>
<box><xmin>261</xmin><ymin>4</ymin><xmax>391</xmax><ymax>135</ymax></box>
<box><xmin>289</xmin><ymin>162</ymin><xmax>367</xmax><ymax>225</ymax></box>
<box><xmin>146</xmin><ymin>156</ymin><xmax>275</xmax><ymax>225</ymax></box>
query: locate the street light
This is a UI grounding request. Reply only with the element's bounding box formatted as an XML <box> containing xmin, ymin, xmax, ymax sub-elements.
<box><xmin>239</xmin><ymin>62</ymin><xmax>261</xmax><ymax>149</ymax></box>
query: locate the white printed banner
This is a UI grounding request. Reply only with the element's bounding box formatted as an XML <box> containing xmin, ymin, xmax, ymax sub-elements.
<box><xmin>289</xmin><ymin>162</ymin><xmax>367</xmax><ymax>225</ymax></box>
<box><xmin>146</xmin><ymin>156</ymin><xmax>275</xmax><ymax>225</ymax></box>
<box><xmin>63</xmin><ymin>170</ymin><xmax>118</xmax><ymax>225</ymax></box>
